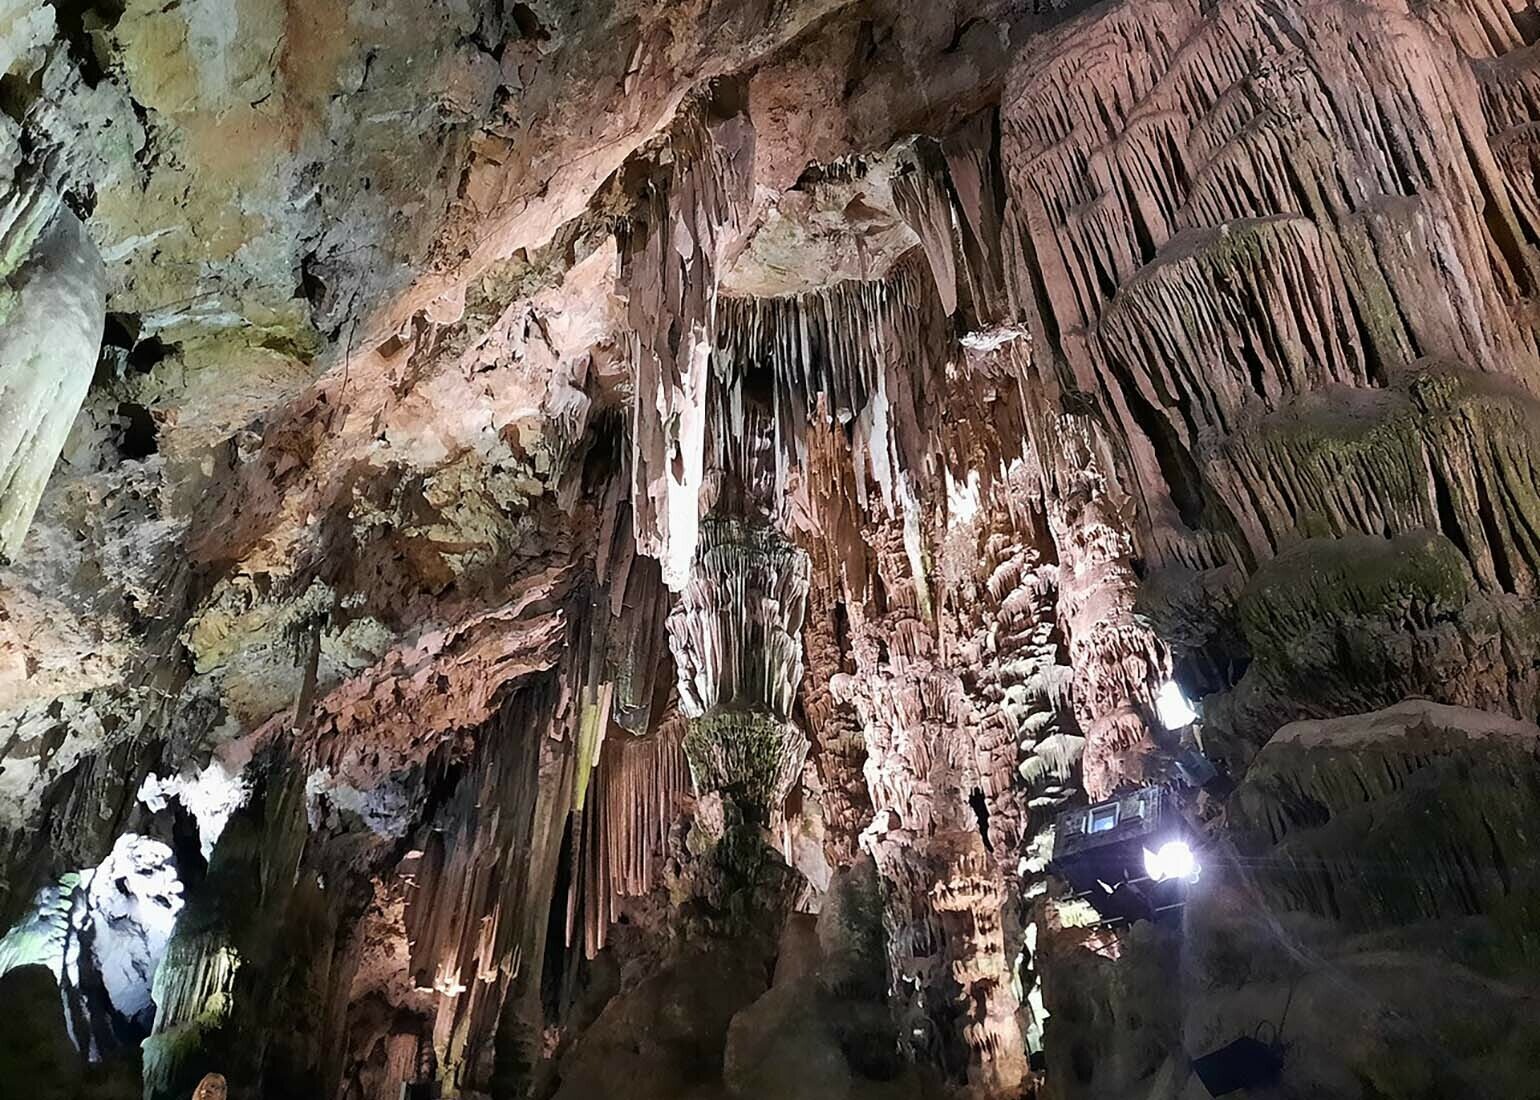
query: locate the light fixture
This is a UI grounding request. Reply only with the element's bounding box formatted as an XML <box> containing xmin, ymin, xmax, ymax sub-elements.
<box><xmin>1051</xmin><ymin>786</ymin><xmax>1200</xmax><ymax>925</ymax></box>
<box><xmin>1143</xmin><ymin>839</ymin><xmax>1198</xmax><ymax>882</ymax></box>
<box><xmin>1191</xmin><ymin>1035</ymin><xmax>1283</xmax><ymax>1095</ymax></box>
<box><xmin>1155</xmin><ymin>681</ymin><xmax>1199</xmax><ymax>730</ymax></box>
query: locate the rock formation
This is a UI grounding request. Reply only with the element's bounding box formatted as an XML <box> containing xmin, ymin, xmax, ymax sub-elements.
<box><xmin>4</xmin><ymin>0</ymin><xmax>1540</xmax><ymax>1096</ymax></box>
<box><xmin>0</xmin><ymin>182</ymin><xmax>106</xmax><ymax>562</ymax></box>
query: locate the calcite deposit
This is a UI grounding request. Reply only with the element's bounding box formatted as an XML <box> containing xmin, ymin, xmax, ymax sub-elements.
<box><xmin>4</xmin><ymin>0</ymin><xmax>1540</xmax><ymax>1096</ymax></box>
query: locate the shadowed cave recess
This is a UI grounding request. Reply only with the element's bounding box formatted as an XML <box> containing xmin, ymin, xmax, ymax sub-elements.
<box><xmin>5</xmin><ymin>0</ymin><xmax>1540</xmax><ymax>1097</ymax></box>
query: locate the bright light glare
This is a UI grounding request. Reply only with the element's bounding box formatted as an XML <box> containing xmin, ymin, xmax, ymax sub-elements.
<box><xmin>1143</xmin><ymin>840</ymin><xmax>1197</xmax><ymax>882</ymax></box>
<box><xmin>1155</xmin><ymin>681</ymin><xmax>1199</xmax><ymax>729</ymax></box>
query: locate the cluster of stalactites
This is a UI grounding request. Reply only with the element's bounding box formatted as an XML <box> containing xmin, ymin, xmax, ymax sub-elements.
<box><xmin>889</xmin><ymin>113</ymin><xmax>1023</xmax><ymax>332</ymax></box>
<box><xmin>141</xmin><ymin>931</ymin><xmax>242</xmax><ymax>1098</ymax></box>
<box><xmin>667</xmin><ymin>516</ymin><xmax>811</xmax><ymax>722</ymax></box>
<box><xmin>666</xmin><ymin>516</ymin><xmax>811</xmax><ymax>826</ymax></box>
<box><xmin>654</xmin><ymin>514</ymin><xmax>812</xmax><ymax>947</ymax></box>
<box><xmin>620</xmin><ymin>88</ymin><xmax>756</xmax><ymax>590</ymax></box>
<box><xmin>581</xmin><ymin>724</ymin><xmax>690</xmax><ymax>954</ymax></box>
<box><xmin>1001</xmin><ymin>0</ymin><xmax>1540</xmax><ymax>575</ymax></box>
<box><xmin>712</xmin><ymin>252</ymin><xmax>949</xmax><ymax>524</ymax></box>
<box><xmin>681</xmin><ymin>710</ymin><xmax>807</xmax><ymax>828</ymax></box>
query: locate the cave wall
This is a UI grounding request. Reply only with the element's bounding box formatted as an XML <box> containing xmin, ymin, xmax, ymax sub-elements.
<box><xmin>3</xmin><ymin>0</ymin><xmax>1540</xmax><ymax>1097</ymax></box>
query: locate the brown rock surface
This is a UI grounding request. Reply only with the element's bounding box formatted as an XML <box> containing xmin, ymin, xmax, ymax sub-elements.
<box><xmin>5</xmin><ymin>0</ymin><xmax>1540</xmax><ymax>1095</ymax></box>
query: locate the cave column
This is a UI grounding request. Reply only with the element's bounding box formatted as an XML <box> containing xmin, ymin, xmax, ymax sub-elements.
<box><xmin>1033</xmin><ymin>400</ymin><xmax>1173</xmax><ymax>800</ymax></box>
<box><xmin>834</xmin><ymin>510</ymin><xmax>1031</xmax><ymax>1096</ymax></box>
<box><xmin>665</xmin><ymin>517</ymin><xmax>811</xmax><ymax>935</ymax></box>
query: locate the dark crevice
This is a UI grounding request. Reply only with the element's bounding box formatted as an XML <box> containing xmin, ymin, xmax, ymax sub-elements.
<box><xmin>50</xmin><ymin>0</ymin><xmax>125</xmax><ymax>88</ymax></box>
<box><xmin>969</xmin><ymin>788</ymin><xmax>993</xmax><ymax>853</ymax></box>
<box><xmin>1472</xmin><ymin>470</ymin><xmax>1517</xmax><ymax>593</ymax></box>
<box><xmin>843</xmin><ymin>20</ymin><xmax>880</xmax><ymax>101</ymax></box>
<box><xmin>99</xmin><ymin>314</ymin><xmax>177</xmax><ymax>384</ymax></box>
<box><xmin>541</xmin><ymin>812</ymin><xmax>577</xmax><ymax>1021</ymax></box>
<box><xmin>1115</xmin><ymin>371</ymin><xmax>1206</xmax><ymax>530</ymax></box>
<box><xmin>299</xmin><ymin>250</ymin><xmax>347</xmax><ymax>341</ymax></box>
<box><xmin>1125</xmin><ymin>186</ymin><xmax>1157</xmax><ymax>267</ymax></box>
<box><xmin>1339</xmin><ymin>274</ymin><xmax>1391</xmax><ymax>388</ymax></box>
<box><xmin>166</xmin><ymin>793</ymin><xmax>209</xmax><ymax>889</ymax></box>
<box><xmin>1071</xmin><ymin>1042</ymin><xmax>1094</xmax><ymax>1083</ymax></box>
<box><xmin>1464</xmin><ymin>130</ymin><xmax>1534</xmax><ymax>295</ymax></box>
<box><xmin>116</xmin><ymin>401</ymin><xmax>159</xmax><ymax>459</ymax></box>
<box><xmin>1238</xmin><ymin>328</ymin><xmax>1271</xmax><ymax>403</ymax></box>
<box><xmin>833</xmin><ymin>598</ymin><xmax>852</xmax><ymax>658</ymax></box>
<box><xmin>944</xmin><ymin>17</ymin><xmax>983</xmax><ymax>53</ymax></box>
<box><xmin>1427</xmin><ymin>458</ymin><xmax>1472</xmax><ymax>562</ymax></box>
<box><xmin>128</xmin><ymin>333</ymin><xmax>174</xmax><ymax>374</ymax></box>
<box><xmin>511</xmin><ymin>2</ymin><xmax>551</xmax><ymax>41</ymax></box>
<box><xmin>1481</xmin><ymin>814</ymin><xmax>1513</xmax><ymax>894</ymax></box>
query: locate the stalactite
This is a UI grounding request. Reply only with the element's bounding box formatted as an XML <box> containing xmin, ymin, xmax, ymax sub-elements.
<box><xmin>396</xmin><ymin>680</ymin><xmax>572</xmax><ymax>1096</ymax></box>
<box><xmin>662</xmin><ymin>511</ymin><xmax>811</xmax><ymax>938</ymax></box>
<box><xmin>713</xmin><ymin>251</ymin><xmax>950</xmax><ymax>520</ymax></box>
<box><xmin>143</xmin><ymin>930</ymin><xmax>242</xmax><ymax>1091</ymax></box>
<box><xmin>1213</xmin><ymin>360</ymin><xmax>1540</xmax><ymax>596</ymax></box>
<box><xmin>1001</xmin><ymin>0</ymin><xmax>1540</xmax><ymax>572</ymax></box>
<box><xmin>892</xmin><ymin>140</ymin><xmax>960</xmax><ymax>318</ymax></box>
<box><xmin>667</xmin><ymin>518</ymin><xmax>810</xmax><ymax>821</ymax></box>
<box><xmin>580</xmin><ymin>720</ymin><xmax>689</xmax><ymax>956</ymax></box>
<box><xmin>620</xmin><ymin>87</ymin><xmax>756</xmax><ymax>589</ymax></box>
<box><xmin>667</xmin><ymin>517</ymin><xmax>810</xmax><ymax>726</ymax></box>
<box><xmin>0</xmin><ymin>178</ymin><xmax>107</xmax><ymax>561</ymax></box>
<box><xmin>602</xmin><ymin>533</ymin><xmax>673</xmax><ymax>734</ymax></box>
<box><xmin>891</xmin><ymin>112</ymin><xmax>1021</xmax><ymax>331</ymax></box>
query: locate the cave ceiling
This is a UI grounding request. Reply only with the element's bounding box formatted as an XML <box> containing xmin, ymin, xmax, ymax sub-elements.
<box><xmin>3</xmin><ymin>0</ymin><xmax>1540</xmax><ymax>1096</ymax></box>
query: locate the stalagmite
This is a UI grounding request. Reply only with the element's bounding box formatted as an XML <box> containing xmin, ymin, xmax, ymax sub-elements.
<box><xmin>1039</xmin><ymin>403</ymin><xmax>1173</xmax><ymax>800</ymax></box>
<box><xmin>931</xmin><ymin>833</ymin><xmax>1031</xmax><ymax>1094</ymax></box>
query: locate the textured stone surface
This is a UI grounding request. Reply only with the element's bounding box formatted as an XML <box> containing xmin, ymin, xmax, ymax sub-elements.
<box><xmin>4</xmin><ymin>0</ymin><xmax>1540</xmax><ymax>1095</ymax></box>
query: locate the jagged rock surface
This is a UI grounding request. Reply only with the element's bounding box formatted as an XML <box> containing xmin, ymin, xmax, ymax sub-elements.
<box><xmin>5</xmin><ymin>0</ymin><xmax>1540</xmax><ymax>1096</ymax></box>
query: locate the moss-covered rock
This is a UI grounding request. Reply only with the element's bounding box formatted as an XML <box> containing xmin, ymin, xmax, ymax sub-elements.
<box><xmin>1200</xmin><ymin>531</ymin><xmax>1539</xmax><ymax>767</ymax></box>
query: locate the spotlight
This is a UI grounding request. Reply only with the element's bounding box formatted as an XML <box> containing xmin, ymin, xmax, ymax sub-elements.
<box><xmin>1143</xmin><ymin>840</ymin><xmax>1198</xmax><ymax>883</ymax></box>
<box><xmin>1049</xmin><ymin>786</ymin><xmax>1200</xmax><ymax>925</ymax></box>
<box><xmin>1155</xmin><ymin>681</ymin><xmax>1199</xmax><ymax>730</ymax></box>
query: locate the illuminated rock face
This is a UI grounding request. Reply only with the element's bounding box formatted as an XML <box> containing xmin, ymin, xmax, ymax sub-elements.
<box><xmin>0</xmin><ymin>200</ymin><xmax>106</xmax><ymax>561</ymax></box>
<box><xmin>7</xmin><ymin>0</ymin><xmax>1540</xmax><ymax>1095</ymax></box>
<box><xmin>665</xmin><ymin>514</ymin><xmax>810</xmax><ymax>936</ymax></box>
<box><xmin>0</xmin><ymin>833</ymin><xmax>181</xmax><ymax>1058</ymax></box>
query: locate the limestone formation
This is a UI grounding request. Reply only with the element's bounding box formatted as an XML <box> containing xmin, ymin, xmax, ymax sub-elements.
<box><xmin>0</xmin><ymin>193</ymin><xmax>106</xmax><ymax>561</ymax></box>
<box><xmin>4</xmin><ymin>0</ymin><xmax>1540</xmax><ymax>1096</ymax></box>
